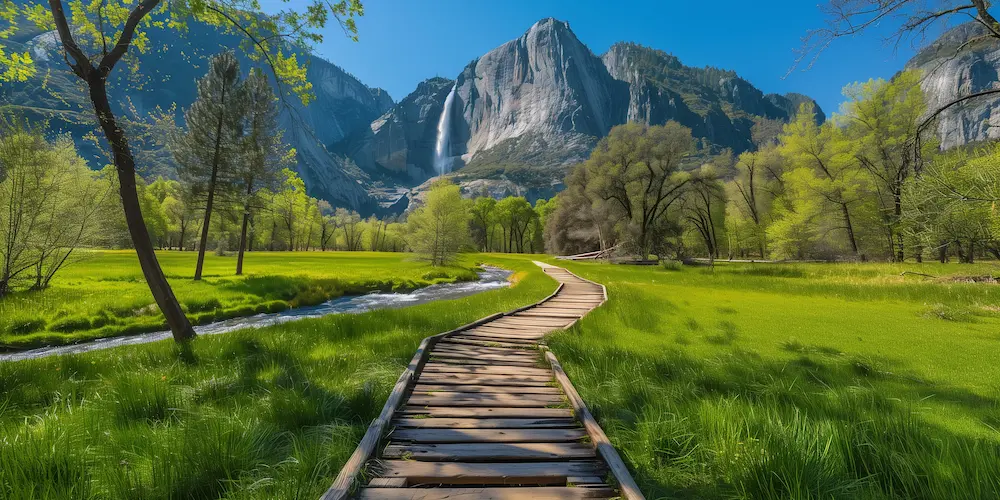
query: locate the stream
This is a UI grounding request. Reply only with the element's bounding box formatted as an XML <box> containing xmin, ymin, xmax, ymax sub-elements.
<box><xmin>0</xmin><ymin>267</ymin><xmax>512</xmax><ymax>362</ymax></box>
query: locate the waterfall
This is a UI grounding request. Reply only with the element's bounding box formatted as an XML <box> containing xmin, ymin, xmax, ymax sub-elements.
<box><xmin>434</xmin><ymin>84</ymin><xmax>458</xmax><ymax>176</ymax></box>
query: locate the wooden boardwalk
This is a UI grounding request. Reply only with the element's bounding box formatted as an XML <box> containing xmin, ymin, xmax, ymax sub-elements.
<box><xmin>323</xmin><ymin>263</ymin><xmax>643</xmax><ymax>500</ymax></box>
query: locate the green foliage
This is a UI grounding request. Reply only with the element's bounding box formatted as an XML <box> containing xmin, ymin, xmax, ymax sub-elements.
<box><xmin>406</xmin><ymin>179</ymin><xmax>471</xmax><ymax>266</ymax></box>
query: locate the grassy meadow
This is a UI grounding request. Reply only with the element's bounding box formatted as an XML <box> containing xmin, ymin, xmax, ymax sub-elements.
<box><xmin>0</xmin><ymin>250</ymin><xmax>478</xmax><ymax>350</ymax></box>
<box><xmin>546</xmin><ymin>260</ymin><xmax>1000</xmax><ymax>499</ymax></box>
<box><xmin>0</xmin><ymin>254</ymin><xmax>553</xmax><ymax>499</ymax></box>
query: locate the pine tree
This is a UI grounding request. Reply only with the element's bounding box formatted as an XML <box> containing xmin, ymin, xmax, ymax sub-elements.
<box><xmin>171</xmin><ymin>51</ymin><xmax>243</xmax><ymax>280</ymax></box>
<box><xmin>235</xmin><ymin>69</ymin><xmax>287</xmax><ymax>275</ymax></box>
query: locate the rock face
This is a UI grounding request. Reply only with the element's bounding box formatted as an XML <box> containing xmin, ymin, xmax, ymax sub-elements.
<box><xmin>344</xmin><ymin>77</ymin><xmax>455</xmax><ymax>182</ymax></box>
<box><xmin>8</xmin><ymin>21</ymin><xmax>392</xmax><ymax>212</ymax></box>
<box><xmin>361</xmin><ymin>20</ymin><xmax>825</xmax><ymax>204</ymax></box>
<box><xmin>906</xmin><ymin>22</ymin><xmax>1000</xmax><ymax>149</ymax></box>
<box><xmin>449</xmin><ymin>19</ymin><xmax>628</xmax><ymax>168</ymax></box>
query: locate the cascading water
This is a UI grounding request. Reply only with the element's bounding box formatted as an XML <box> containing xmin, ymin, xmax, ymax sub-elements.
<box><xmin>433</xmin><ymin>84</ymin><xmax>458</xmax><ymax>176</ymax></box>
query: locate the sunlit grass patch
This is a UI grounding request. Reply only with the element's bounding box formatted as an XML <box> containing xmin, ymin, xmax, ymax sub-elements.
<box><xmin>548</xmin><ymin>259</ymin><xmax>1000</xmax><ymax>499</ymax></box>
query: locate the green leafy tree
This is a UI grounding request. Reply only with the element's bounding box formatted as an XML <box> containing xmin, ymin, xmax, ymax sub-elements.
<box><xmin>0</xmin><ymin>0</ymin><xmax>363</xmax><ymax>342</ymax></box>
<box><xmin>585</xmin><ymin>122</ymin><xmax>693</xmax><ymax>257</ymax></box>
<box><xmin>0</xmin><ymin>119</ymin><xmax>104</xmax><ymax>294</ymax></box>
<box><xmin>470</xmin><ymin>196</ymin><xmax>497</xmax><ymax>251</ymax></box>
<box><xmin>841</xmin><ymin>70</ymin><xmax>929</xmax><ymax>261</ymax></box>
<box><xmin>778</xmin><ymin>104</ymin><xmax>866</xmax><ymax>258</ymax></box>
<box><xmin>407</xmin><ymin>179</ymin><xmax>470</xmax><ymax>266</ymax></box>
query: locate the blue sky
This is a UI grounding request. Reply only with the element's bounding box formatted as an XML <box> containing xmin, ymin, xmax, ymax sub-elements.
<box><xmin>301</xmin><ymin>0</ymin><xmax>943</xmax><ymax>115</ymax></box>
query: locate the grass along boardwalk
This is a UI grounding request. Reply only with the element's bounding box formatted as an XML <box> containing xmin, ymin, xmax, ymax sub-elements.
<box><xmin>323</xmin><ymin>263</ymin><xmax>642</xmax><ymax>499</ymax></box>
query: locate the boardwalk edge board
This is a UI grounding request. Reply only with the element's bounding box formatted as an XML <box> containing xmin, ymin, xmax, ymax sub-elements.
<box><xmin>321</xmin><ymin>263</ymin><xmax>643</xmax><ymax>500</ymax></box>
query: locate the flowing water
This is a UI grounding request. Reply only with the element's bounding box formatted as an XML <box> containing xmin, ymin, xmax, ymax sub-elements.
<box><xmin>0</xmin><ymin>267</ymin><xmax>512</xmax><ymax>362</ymax></box>
<box><xmin>434</xmin><ymin>84</ymin><xmax>458</xmax><ymax>175</ymax></box>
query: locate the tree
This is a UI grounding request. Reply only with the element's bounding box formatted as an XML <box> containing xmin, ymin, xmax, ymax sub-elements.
<box><xmin>495</xmin><ymin>197</ymin><xmax>536</xmax><ymax>253</ymax></box>
<box><xmin>0</xmin><ymin>0</ymin><xmax>363</xmax><ymax>342</ymax></box>
<box><xmin>682</xmin><ymin>164</ymin><xmax>726</xmax><ymax>262</ymax></box>
<box><xmin>585</xmin><ymin>122</ymin><xmax>693</xmax><ymax>257</ymax></box>
<box><xmin>841</xmin><ymin>70</ymin><xmax>929</xmax><ymax>261</ymax></box>
<box><xmin>407</xmin><ymin>179</ymin><xmax>470</xmax><ymax>266</ymax></box>
<box><xmin>317</xmin><ymin>200</ymin><xmax>336</xmax><ymax>251</ymax></box>
<box><xmin>779</xmin><ymin>105</ymin><xmax>866</xmax><ymax>257</ymax></box>
<box><xmin>470</xmin><ymin>197</ymin><xmax>497</xmax><ymax>251</ymax></box>
<box><xmin>546</xmin><ymin>161</ymin><xmax>617</xmax><ymax>255</ymax></box>
<box><xmin>337</xmin><ymin>208</ymin><xmax>364</xmax><ymax>251</ymax></box>
<box><xmin>728</xmin><ymin>147</ymin><xmax>782</xmax><ymax>258</ymax></box>
<box><xmin>0</xmin><ymin>118</ymin><xmax>103</xmax><ymax>295</ymax></box>
<box><xmin>172</xmin><ymin>51</ymin><xmax>242</xmax><ymax>280</ymax></box>
<box><xmin>235</xmin><ymin>69</ymin><xmax>287</xmax><ymax>274</ymax></box>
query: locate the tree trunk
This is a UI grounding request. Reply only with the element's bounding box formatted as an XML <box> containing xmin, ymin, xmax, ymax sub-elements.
<box><xmin>967</xmin><ymin>239</ymin><xmax>975</xmax><ymax>264</ymax></box>
<box><xmin>193</xmin><ymin>90</ymin><xmax>229</xmax><ymax>280</ymax></box>
<box><xmin>938</xmin><ymin>241</ymin><xmax>948</xmax><ymax>263</ymax></box>
<box><xmin>236</xmin><ymin>181</ymin><xmax>253</xmax><ymax>276</ymax></box>
<box><xmin>87</xmin><ymin>75</ymin><xmax>194</xmax><ymax>342</ymax></box>
<box><xmin>840</xmin><ymin>202</ymin><xmax>860</xmax><ymax>257</ymax></box>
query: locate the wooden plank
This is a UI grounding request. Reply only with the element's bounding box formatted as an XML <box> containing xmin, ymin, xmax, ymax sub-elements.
<box><xmin>431</xmin><ymin>350</ymin><xmax>541</xmax><ymax>363</ymax></box>
<box><xmin>429</xmin><ymin>356</ymin><xmax>543</xmax><ymax>368</ymax></box>
<box><xmin>438</xmin><ymin>340</ymin><xmax>536</xmax><ymax>350</ymax></box>
<box><xmin>406</xmin><ymin>392</ymin><xmax>565</xmax><ymax>407</ymax></box>
<box><xmin>357</xmin><ymin>487</ymin><xmax>615</xmax><ymax>499</ymax></box>
<box><xmin>368</xmin><ymin>478</ymin><xmax>407</xmax><ymax>487</ymax></box>
<box><xmin>415</xmin><ymin>373</ymin><xmax>554</xmax><ymax>386</ymax></box>
<box><xmin>392</xmin><ymin>417</ymin><xmax>578</xmax><ymax>429</ymax></box>
<box><xmin>381</xmin><ymin>442</ymin><xmax>596</xmax><ymax>462</ymax></box>
<box><xmin>413</xmin><ymin>384</ymin><xmax>561</xmax><ymax>394</ymax></box>
<box><xmin>514</xmin><ymin>312</ymin><xmax>585</xmax><ymax>319</ymax></box>
<box><xmin>433</xmin><ymin>345</ymin><xmax>540</xmax><ymax>357</ymax></box>
<box><xmin>438</xmin><ymin>338</ymin><xmax>538</xmax><ymax>349</ymax></box>
<box><xmin>450</xmin><ymin>334</ymin><xmax>541</xmax><ymax>344</ymax></box>
<box><xmin>373</xmin><ymin>460</ymin><xmax>606</xmax><ymax>485</ymax></box>
<box><xmin>464</xmin><ymin>327</ymin><xmax>552</xmax><ymax>336</ymax></box>
<box><xmin>545</xmin><ymin>349</ymin><xmax>645</xmax><ymax>500</ymax></box>
<box><xmin>422</xmin><ymin>364</ymin><xmax>551</xmax><ymax>375</ymax></box>
<box><xmin>390</xmin><ymin>428</ymin><xmax>588</xmax><ymax>443</ymax></box>
<box><xmin>398</xmin><ymin>406</ymin><xmax>573</xmax><ymax>418</ymax></box>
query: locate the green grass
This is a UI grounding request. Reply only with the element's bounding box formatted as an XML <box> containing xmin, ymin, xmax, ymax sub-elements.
<box><xmin>546</xmin><ymin>260</ymin><xmax>1000</xmax><ymax>499</ymax></box>
<box><xmin>0</xmin><ymin>254</ymin><xmax>553</xmax><ymax>499</ymax></box>
<box><xmin>0</xmin><ymin>250</ymin><xmax>478</xmax><ymax>350</ymax></box>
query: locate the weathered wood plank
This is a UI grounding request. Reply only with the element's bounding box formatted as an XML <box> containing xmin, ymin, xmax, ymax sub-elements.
<box><xmin>399</xmin><ymin>406</ymin><xmax>573</xmax><ymax>418</ymax></box>
<box><xmin>392</xmin><ymin>417</ymin><xmax>578</xmax><ymax>429</ymax></box>
<box><xmin>432</xmin><ymin>346</ymin><xmax>541</xmax><ymax>358</ymax></box>
<box><xmin>406</xmin><ymin>391</ymin><xmax>565</xmax><ymax>407</ymax></box>
<box><xmin>422</xmin><ymin>364</ymin><xmax>551</xmax><ymax>375</ymax></box>
<box><xmin>415</xmin><ymin>373</ymin><xmax>554</xmax><ymax>386</ymax></box>
<box><xmin>357</xmin><ymin>487</ymin><xmax>616</xmax><ymax>499</ymax></box>
<box><xmin>383</xmin><ymin>442</ymin><xmax>596</xmax><ymax>461</ymax></box>
<box><xmin>373</xmin><ymin>460</ymin><xmax>606</xmax><ymax>485</ymax></box>
<box><xmin>431</xmin><ymin>350</ymin><xmax>541</xmax><ymax>362</ymax></box>
<box><xmin>367</xmin><ymin>478</ymin><xmax>407</xmax><ymax>487</ymax></box>
<box><xmin>390</xmin><ymin>428</ymin><xmax>588</xmax><ymax>443</ymax></box>
<box><xmin>413</xmin><ymin>384</ymin><xmax>561</xmax><ymax>394</ymax></box>
<box><xmin>428</xmin><ymin>356</ymin><xmax>543</xmax><ymax>368</ymax></box>
<box><xmin>438</xmin><ymin>338</ymin><xmax>539</xmax><ymax>349</ymax></box>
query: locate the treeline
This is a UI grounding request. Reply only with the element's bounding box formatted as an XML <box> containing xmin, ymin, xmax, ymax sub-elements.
<box><xmin>546</xmin><ymin>70</ymin><xmax>1000</xmax><ymax>263</ymax></box>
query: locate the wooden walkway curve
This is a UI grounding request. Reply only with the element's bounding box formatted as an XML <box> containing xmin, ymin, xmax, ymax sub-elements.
<box><xmin>323</xmin><ymin>263</ymin><xmax>644</xmax><ymax>500</ymax></box>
